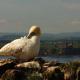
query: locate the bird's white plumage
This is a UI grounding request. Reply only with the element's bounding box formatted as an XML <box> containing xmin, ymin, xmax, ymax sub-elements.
<box><xmin>0</xmin><ymin>26</ymin><xmax>41</xmax><ymax>62</ymax></box>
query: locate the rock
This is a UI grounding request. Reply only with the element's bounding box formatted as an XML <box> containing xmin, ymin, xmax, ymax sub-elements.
<box><xmin>64</xmin><ymin>71</ymin><xmax>75</xmax><ymax>80</ymax></box>
<box><xmin>27</xmin><ymin>72</ymin><xmax>43</xmax><ymax>80</ymax></box>
<box><xmin>43</xmin><ymin>66</ymin><xmax>64</xmax><ymax>80</ymax></box>
<box><xmin>72</xmin><ymin>61</ymin><xmax>80</xmax><ymax>67</ymax></box>
<box><xmin>0</xmin><ymin>58</ymin><xmax>79</xmax><ymax>80</ymax></box>
<box><xmin>1</xmin><ymin>69</ymin><xmax>25</xmax><ymax>80</ymax></box>
<box><xmin>43</xmin><ymin>66</ymin><xmax>60</xmax><ymax>74</ymax></box>
<box><xmin>64</xmin><ymin>71</ymin><xmax>71</xmax><ymax>80</ymax></box>
<box><xmin>43</xmin><ymin>61</ymin><xmax>61</xmax><ymax>67</ymax></box>
<box><xmin>33</xmin><ymin>57</ymin><xmax>45</xmax><ymax>66</ymax></box>
<box><xmin>33</xmin><ymin>57</ymin><xmax>46</xmax><ymax>72</ymax></box>
<box><xmin>0</xmin><ymin>59</ymin><xmax>16</xmax><ymax>77</ymax></box>
<box><xmin>61</xmin><ymin>61</ymin><xmax>80</xmax><ymax>80</ymax></box>
<box><xmin>60</xmin><ymin>61</ymin><xmax>80</xmax><ymax>80</ymax></box>
<box><xmin>76</xmin><ymin>67</ymin><xmax>80</xmax><ymax>80</ymax></box>
<box><xmin>1</xmin><ymin>69</ymin><xmax>43</xmax><ymax>80</ymax></box>
<box><xmin>15</xmin><ymin>61</ymin><xmax>41</xmax><ymax>72</ymax></box>
<box><xmin>42</xmin><ymin>61</ymin><xmax>62</xmax><ymax>73</ymax></box>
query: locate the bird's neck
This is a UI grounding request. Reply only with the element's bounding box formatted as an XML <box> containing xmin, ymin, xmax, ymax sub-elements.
<box><xmin>30</xmin><ymin>36</ymin><xmax>40</xmax><ymax>43</ymax></box>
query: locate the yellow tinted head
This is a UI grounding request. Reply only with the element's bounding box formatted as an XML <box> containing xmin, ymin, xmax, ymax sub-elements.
<box><xmin>27</xmin><ymin>25</ymin><xmax>41</xmax><ymax>38</ymax></box>
<box><xmin>29</xmin><ymin>25</ymin><xmax>41</xmax><ymax>36</ymax></box>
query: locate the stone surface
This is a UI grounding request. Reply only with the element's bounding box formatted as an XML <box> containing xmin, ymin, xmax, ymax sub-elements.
<box><xmin>43</xmin><ymin>66</ymin><xmax>64</xmax><ymax>80</ymax></box>
<box><xmin>0</xmin><ymin>57</ymin><xmax>79</xmax><ymax>80</ymax></box>
<box><xmin>1</xmin><ymin>69</ymin><xmax>25</xmax><ymax>80</ymax></box>
<box><xmin>15</xmin><ymin>61</ymin><xmax>41</xmax><ymax>72</ymax></box>
<box><xmin>76</xmin><ymin>67</ymin><xmax>80</xmax><ymax>80</ymax></box>
<box><xmin>0</xmin><ymin>59</ymin><xmax>16</xmax><ymax>77</ymax></box>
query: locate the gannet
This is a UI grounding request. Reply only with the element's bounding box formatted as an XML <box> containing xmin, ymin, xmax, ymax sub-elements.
<box><xmin>0</xmin><ymin>26</ymin><xmax>41</xmax><ymax>62</ymax></box>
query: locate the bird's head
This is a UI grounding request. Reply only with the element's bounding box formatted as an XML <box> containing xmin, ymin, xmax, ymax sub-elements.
<box><xmin>27</xmin><ymin>25</ymin><xmax>41</xmax><ymax>39</ymax></box>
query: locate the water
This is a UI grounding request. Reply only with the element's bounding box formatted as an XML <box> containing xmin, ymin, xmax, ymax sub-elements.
<box><xmin>0</xmin><ymin>56</ymin><xmax>16</xmax><ymax>60</ymax></box>
<box><xmin>0</xmin><ymin>55</ymin><xmax>80</xmax><ymax>63</ymax></box>
<box><xmin>38</xmin><ymin>55</ymin><xmax>80</xmax><ymax>63</ymax></box>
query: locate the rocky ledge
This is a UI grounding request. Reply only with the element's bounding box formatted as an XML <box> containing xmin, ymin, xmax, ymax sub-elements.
<box><xmin>0</xmin><ymin>58</ymin><xmax>80</xmax><ymax>80</ymax></box>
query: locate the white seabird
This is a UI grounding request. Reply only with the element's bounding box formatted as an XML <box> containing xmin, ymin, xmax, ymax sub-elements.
<box><xmin>0</xmin><ymin>26</ymin><xmax>41</xmax><ymax>62</ymax></box>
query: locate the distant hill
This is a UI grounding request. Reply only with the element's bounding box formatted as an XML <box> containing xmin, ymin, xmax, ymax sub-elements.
<box><xmin>0</xmin><ymin>32</ymin><xmax>80</xmax><ymax>41</ymax></box>
<box><xmin>0</xmin><ymin>32</ymin><xmax>25</xmax><ymax>40</ymax></box>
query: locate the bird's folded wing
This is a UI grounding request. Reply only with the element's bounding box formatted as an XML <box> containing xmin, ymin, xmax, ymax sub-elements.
<box><xmin>0</xmin><ymin>39</ymin><xmax>27</xmax><ymax>56</ymax></box>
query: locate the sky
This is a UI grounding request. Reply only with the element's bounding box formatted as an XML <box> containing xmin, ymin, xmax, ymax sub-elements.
<box><xmin>0</xmin><ymin>0</ymin><xmax>80</xmax><ymax>33</ymax></box>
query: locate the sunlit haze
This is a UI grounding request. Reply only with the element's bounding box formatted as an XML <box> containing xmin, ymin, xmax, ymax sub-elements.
<box><xmin>0</xmin><ymin>0</ymin><xmax>80</xmax><ymax>33</ymax></box>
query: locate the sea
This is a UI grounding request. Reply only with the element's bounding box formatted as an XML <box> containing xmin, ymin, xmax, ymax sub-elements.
<box><xmin>39</xmin><ymin>55</ymin><xmax>80</xmax><ymax>63</ymax></box>
<box><xmin>0</xmin><ymin>55</ymin><xmax>80</xmax><ymax>63</ymax></box>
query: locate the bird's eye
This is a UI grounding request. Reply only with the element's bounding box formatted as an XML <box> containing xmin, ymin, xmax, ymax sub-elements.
<box><xmin>30</xmin><ymin>32</ymin><xmax>36</xmax><ymax>36</ymax></box>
